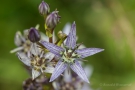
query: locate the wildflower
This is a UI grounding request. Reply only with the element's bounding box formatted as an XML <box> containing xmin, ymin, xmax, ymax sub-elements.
<box><xmin>28</xmin><ymin>27</ymin><xmax>41</xmax><ymax>43</ymax></box>
<box><xmin>41</xmin><ymin>22</ymin><xmax>104</xmax><ymax>83</ymax></box>
<box><xmin>17</xmin><ymin>43</ymin><xmax>55</xmax><ymax>80</ymax></box>
<box><xmin>38</xmin><ymin>0</ymin><xmax>50</xmax><ymax>16</ymax></box>
<box><xmin>46</xmin><ymin>11</ymin><xmax>61</xmax><ymax>30</ymax></box>
<box><xmin>10</xmin><ymin>30</ymin><xmax>31</xmax><ymax>56</ymax></box>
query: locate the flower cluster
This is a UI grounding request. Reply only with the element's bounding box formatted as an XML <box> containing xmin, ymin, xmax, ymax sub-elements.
<box><xmin>11</xmin><ymin>0</ymin><xmax>104</xmax><ymax>90</ymax></box>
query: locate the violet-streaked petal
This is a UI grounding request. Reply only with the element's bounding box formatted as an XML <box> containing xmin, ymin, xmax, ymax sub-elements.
<box><xmin>50</xmin><ymin>60</ymin><xmax>67</xmax><ymax>82</ymax></box>
<box><xmin>65</xmin><ymin>21</ymin><xmax>76</xmax><ymax>49</ymax></box>
<box><xmin>41</xmin><ymin>41</ymin><xmax>64</xmax><ymax>57</ymax></box>
<box><xmin>32</xmin><ymin>69</ymin><xmax>41</xmax><ymax>80</ymax></box>
<box><xmin>17</xmin><ymin>52</ymin><xmax>31</xmax><ymax>66</ymax></box>
<box><xmin>70</xmin><ymin>60</ymin><xmax>89</xmax><ymax>83</ymax></box>
<box><xmin>76</xmin><ymin>48</ymin><xmax>104</xmax><ymax>58</ymax></box>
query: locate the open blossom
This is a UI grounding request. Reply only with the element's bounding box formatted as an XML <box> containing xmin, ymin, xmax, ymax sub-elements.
<box><xmin>41</xmin><ymin>21</ymin><xmax>104</xmax><ymax>83</ymax></box>
<box><xmin>17</xmin><ymin>43</ymin><xmax>55</xmax><ymax>79</ymax></box>
<box><xmin>10</xmin><ymin>30</ymin><xmax>31</xmax><ymax>56</ymax></box>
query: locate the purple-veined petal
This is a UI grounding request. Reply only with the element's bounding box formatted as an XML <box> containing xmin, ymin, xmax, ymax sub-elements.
<box><xmin>65</xmin><ymin>21</ymin><xmax>76</xmax><ymax>49</ymax></box>
<box><xmin>50</xmin><ymin>60</ymin><xmax>67</xmax><ymax>82</ymax></box>
<box><xmin>70</xmin><ymin>60</ymin><xmax>89</xmax><ymax>83</ymax></box>
<box><xmin>41</xmin><ymin>41</ymin><xmax>64</xmax><ymax>57</ymax></box>
<box><xmin>17</xmin><ymin>52</ymin><xmax>31</xmax><ymax>66</ymax></box>
<box><xmin>76</xmin><ymin>48</ymin><xmax>104</xmax><ymax>58</ymax></box>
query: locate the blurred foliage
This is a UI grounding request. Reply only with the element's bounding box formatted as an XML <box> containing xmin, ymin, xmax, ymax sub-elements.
<box><xmin>1</xmin><ymin>0</ymin><xmax>135</xmax><ymax>90</ymax></box>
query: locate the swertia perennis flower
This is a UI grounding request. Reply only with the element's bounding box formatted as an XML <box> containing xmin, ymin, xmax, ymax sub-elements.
<box><xmin>17</xmin><ymin>43</ymin><xmax>55</xmax><ymax>80</ymax></box>
<box><xmin>11</xmin><ymin>1</ymin><xmax>105</xmax><ymax>89</ymax></box>
<box><xmin>41</xmin><ymin>21</ymin><xmax>104</xmax><ymax>83</ymax></box>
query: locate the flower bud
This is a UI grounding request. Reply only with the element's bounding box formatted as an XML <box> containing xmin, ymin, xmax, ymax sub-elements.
<box><xmin>46</xmin><ymin>11</ymin><xmax>61</xmax><ymax>29</ymax></box>
<box><xmin>28</xmin><ymin>28</ymin><xmax>41</xmax><ymax>43</ymax></box>
<box><xmin>38</xmin><ymin>1</ymin><xmax>50</xmax><ymax>16</ymax></box>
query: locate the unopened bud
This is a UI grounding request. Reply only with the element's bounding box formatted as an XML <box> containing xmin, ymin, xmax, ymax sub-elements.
<box><xmin>39</xmin><ymin>1</ymin><xmax>50</xmax><ymax>16</ymax></box>
<box><xmin>28</xmin><ymin>28</ymin><xmax>41</xmax><ymax>43</ymax></box>
<box><xmin>58</xmin><ymin>31</ymin><xmax>67</xmax><ymax>39</ymax></box>
<box><xmin>46</xmin><ymin>11</ymin><xmax>61</xmax><ymax>29</ymax></box>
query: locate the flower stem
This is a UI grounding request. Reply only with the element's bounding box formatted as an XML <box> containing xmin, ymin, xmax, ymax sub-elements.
<box><xmin>49</xmin><ymin>36</ymin><xmax>53</xmax><ymax>43</ymax></box>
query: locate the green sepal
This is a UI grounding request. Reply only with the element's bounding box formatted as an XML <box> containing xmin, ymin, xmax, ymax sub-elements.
<box><xmin>55</xmin><ymin>36</ymin><xmax>67</xmax><ymax>46</ymax></box>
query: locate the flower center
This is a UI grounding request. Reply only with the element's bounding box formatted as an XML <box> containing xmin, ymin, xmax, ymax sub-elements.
<box><xmin>30</xmin><ymin>55</ymin><xmax>46</xmax><ymax>71</ymax></box>
<box><xmin>62</xmin><ymin>49</ymin><xmax>78</xmax><ymax>63</ymax></box>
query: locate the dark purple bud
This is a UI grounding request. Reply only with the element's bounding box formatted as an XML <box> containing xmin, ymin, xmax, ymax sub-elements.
<box><xmin>28</xmin><ymin>28</ymin><xmax>41</xmax><ymax>43</ymax></box>
<box><xmin>46</xmin><ymin>11</ymin><xmax>61</xmax><ymax>29</ymax></box>
<box><xmin>38</xmin><ymin>1</ymin><xmax>50</xmax><ymax>16</ymax></box>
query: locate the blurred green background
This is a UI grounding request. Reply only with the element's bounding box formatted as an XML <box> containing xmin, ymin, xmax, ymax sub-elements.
<box><xmin>1</xmin><ymin>0</ymin><xmax>135</xmax><ymax>90</ymax></box>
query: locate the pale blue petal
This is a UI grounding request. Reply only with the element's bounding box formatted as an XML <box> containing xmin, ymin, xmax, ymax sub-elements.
<box><xmin>65</xmin><ymin>21</ymin><xmax>76</xmax><ymax>49</ymax></box>
<box><xmin>41</xmin><ymin>41</ymin><xmax>64</xmax><ymax>57</ymax></box>
<box><xmin>50</xmin><ymin>60</ymin><xmax>67</xmax><ymax>82</ymax></box>
<box><xmin>70</xmin><ymin>61</ymin><xmax>89</xmax><ymax>83</ymax></box>
<box><xmin>32</xmin><ymin>69</ymin><xmax>41</xmax><ymax>80</ymax></box>
<box><xmin>17</xmin><ymin>52</ymin><xmax>31</xmax><ymax>66</ymax></box>
<box><xmin>76</xmin><ymin>48</ymin><xmax>104</xmax><ymax>58</ymax></box>
<box><xmin>30</xmin><ymin>43</ymin><xmax>39</xmax><ymax>55</ymax></box>
<box><xmin>62</xmin><ymin>23</ymin><xmax>71</xmax><ymax>35</ymax></box>
<box><xmin>14</xmin><ymin>31</ymin><xmax>24</xmax><ymax>46</ymax></box>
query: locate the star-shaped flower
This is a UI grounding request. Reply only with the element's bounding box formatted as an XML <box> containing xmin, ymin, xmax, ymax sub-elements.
<box><xmin>17</xmin><ymin>43</ymin><xmax>55</xmax><ymax>80</ymax></box>
<box><xmin>41</xmin><ymin>22</ymin><xmax>104</xmax><ymax>83</ymax></box>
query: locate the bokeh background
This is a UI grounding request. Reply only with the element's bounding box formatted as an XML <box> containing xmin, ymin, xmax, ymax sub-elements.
<box><xmin>1</xmin><ymin>0</ymin><xmax>135</xmax><ymax>90</ymax></box>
